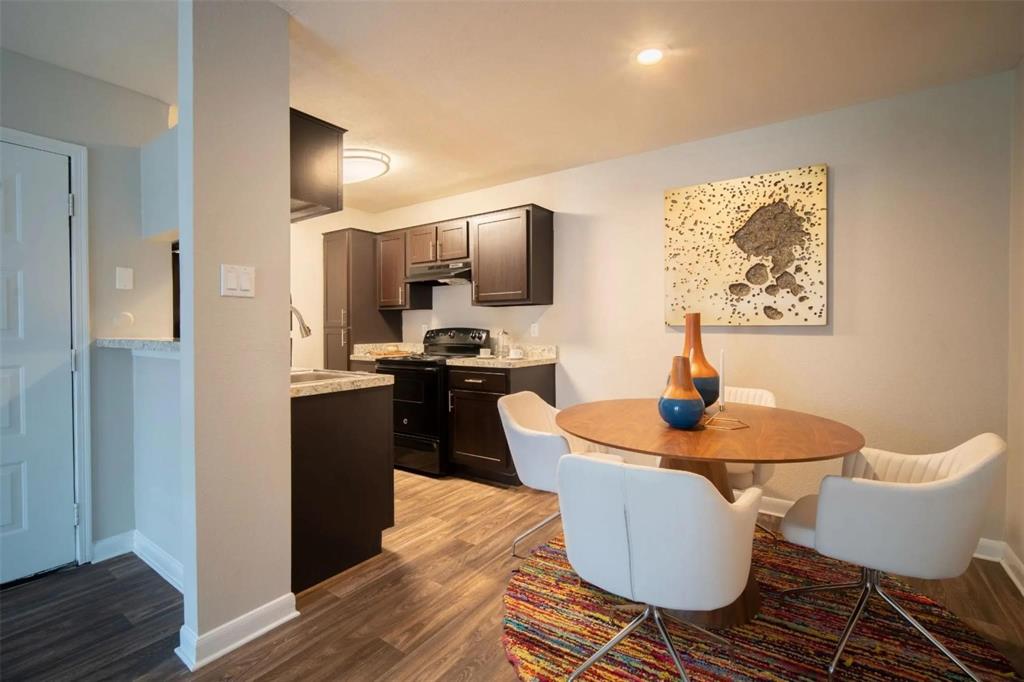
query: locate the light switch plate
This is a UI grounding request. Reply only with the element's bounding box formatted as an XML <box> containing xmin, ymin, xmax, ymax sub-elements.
<box><xmin>115</xmin><ymin>267</ymin><xmax>134</xmax><ymax>290</ymax></box>
<box><xmin>530</xmin><ymin>323</ymin><xmax>539</xmax><ymax>337</ymax></box>
<box><xmin>221</xmin><ymin>264</ymin><xmax>256</xmax><ymax>298</ymax></box>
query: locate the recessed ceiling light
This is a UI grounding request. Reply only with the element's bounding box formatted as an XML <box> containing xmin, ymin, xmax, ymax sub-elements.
<box><xmin>343</xmin><ymin>148</ymin><xmax>391</xmax><ymax>184</ymax></box>
<box><xmin>635</xmin><ymin>48</ymin><xmax>664</xmax><ymax>66</ymax></box>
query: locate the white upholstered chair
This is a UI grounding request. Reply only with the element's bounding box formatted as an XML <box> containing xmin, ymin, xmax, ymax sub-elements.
<box><xmin>497</xmin><ymin>391</ymin><xmax>603</xmax><ymax>557</ymax></box>
<box><xmin>779</xmin><ymin>433</ymin><xmax>1006</xmax><ymax>681</ymax></box>
<box><xmin>720</xmin><ymin>386</ymin><xmax>777</xmax><ymax>537</ymax></box>
<box><xmin>558</xmin><ymin>454</ymin><xmax>761</xmax><ymax>681</ymax></box>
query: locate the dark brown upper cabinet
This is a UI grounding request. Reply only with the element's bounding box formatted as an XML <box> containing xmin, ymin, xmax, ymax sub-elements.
<box><xmin>407</xmin><ymin>224</ymin><xmax>437</xmax><ymax>266</ymax></box>
<box><xmin>405</xmin><ymin>219</ymin><xmax>469</xmax><ymax>268</ymax></box>
<box><xmin>323</xmin><ymin>229</ymin><xmax>401</xmax><ymax>370</ymax></box>
<box><xmin>437</xmin><ymin>219</ymin><xmax>469</xmax><ymax>261</ymax></box>
<box><xmin>470</xmin><ymin>205</ymin><xmax>553</xmax><ymax>306</ymax></box>
<box><xmin>377</xmin><ymin>232</ymin><xmax>431</xmax><ymax>310</ymax></box>
<box><xmin>290</xmin><ymin>109</ymin><xmax>346</xmax><ymax>223</ymax></box>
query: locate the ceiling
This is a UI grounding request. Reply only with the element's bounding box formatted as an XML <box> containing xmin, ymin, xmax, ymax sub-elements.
<box><xmin>0</xmin><ymin>0</ymin><xmax>177</xmax><ymax>105</ymax></box>
<box><xmin>284</xmin><ymin>0</ymin><xmax>1024</xmax><ymax>212</ymax></box>
<box><xmin>3</xmin><ymin>2</ymin><xmax>1021</xmax><ymax>213</ymax></box>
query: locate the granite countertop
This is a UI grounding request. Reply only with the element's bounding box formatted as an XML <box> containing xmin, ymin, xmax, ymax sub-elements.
<box><xmin>290</xmin><ymin>370</ymin><xmax>394</xmax><ymax>398</ymax></box>
<box><xmin>445</xmin><ymin>356</ymin><xmax>557</xmax><ymax>369</ymax></box>
<box><xmin>349</xmin><ymin>342</ymin><xmax>424</xmax><ymax>362</ymax></box>
<box><xmin>95</xmin><ymin>338</ymin><xmax>181</xmax><ymax>353</ymax></box>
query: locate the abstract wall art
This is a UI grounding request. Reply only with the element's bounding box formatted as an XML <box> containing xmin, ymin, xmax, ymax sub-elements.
<box><xmin>664</xmin><ymin>164</ymin><xmax>828</xmax><ymax>326</ymax></box>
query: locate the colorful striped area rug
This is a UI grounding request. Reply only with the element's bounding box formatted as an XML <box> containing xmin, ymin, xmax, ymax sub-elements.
<box><xmin>502</xmin><ymin>533</ymin><xmax>1021</xmax><ymax>681</ymax></box>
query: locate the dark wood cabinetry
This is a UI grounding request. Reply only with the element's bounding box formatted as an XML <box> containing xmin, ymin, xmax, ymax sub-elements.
<box><xmin>437</xmin><ymin>219</ymin><xmax>469</xmax><ymax>261</ymax></box>
<box><xmin>471</xmin><ymin>205</ymin><xmax>553</xmax><ymax>306</ymax></box>
<box><xmin>446</xmin><ymin>364</ymin><xmax>555</xmax><ymax>485</ymax></box>
<box><xmin>407</xmin><ymin>225</ymin><xmax>437</xmax><ymax>266</ymax></box>
<box><xmin>290</xmin><ymin>109</ymin><xmax>345</xmax><ymax>222</ymax></box>
<box><xmin>323</xmin><ymin>229</ymin><xmax>401</xmax><ymax>369</ymax></box>
<box><xmin>376</xmin><ymin>232</ymin><xmax>431</xmax><ymax>310</ymax></box>
<box><xmin>291</xmin><ymin>385</ymin><xmax>394</xmax><ymax>592</ymax></box>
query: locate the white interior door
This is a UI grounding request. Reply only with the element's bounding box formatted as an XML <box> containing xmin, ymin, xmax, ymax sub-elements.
<box><xmin>0</xmin><ymin>140</ymin><xmax>76</xmax><ymax>583</ymax></box>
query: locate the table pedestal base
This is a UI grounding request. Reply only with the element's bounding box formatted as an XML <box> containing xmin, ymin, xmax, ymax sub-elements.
<box><xmin>659</xmin><ymin>457</ymin><xmax>761</xmax><ymax>627</ymax></box>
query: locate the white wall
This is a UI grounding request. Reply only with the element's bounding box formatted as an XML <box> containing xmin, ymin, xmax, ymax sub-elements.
<box><xmin>133</xmin><ymin>355</ymin><xmax>182</xmax><ymax>565</ymax></box>
<box><xmin>290</xmin><ymin>206</ymin><xmax>373</xmax><ymax>368</ymax></box>
<box><xmin>1007</xmin><ymin>60</ymin><xmax>1024</xmax><ymax>563</ymax></box>
<box><xmin>177</xmin><ymin>0</ymin><xmax>294</xmax><ymax>664</ymax></box>
<box><xmin>366</xmin><ymin>73</ymin><xmax>1014</xmax><ymax>538</ymax></box>
<box><xmin>0</xmin><ymin>49</ymin><xmax>171</xmax><ymax>543</ymax></box>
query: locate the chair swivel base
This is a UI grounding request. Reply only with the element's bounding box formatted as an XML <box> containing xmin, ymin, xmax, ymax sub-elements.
<box><xmin>567</xmin><ymin>604</ymin><xmax>730</xmax><ymax>682</ymax></box>
<box><xmin>511</xmin><ymin>511</ymin><xmax>560</xmax><ymax>558</ymax></box>
<box><xmin>781</xmin><ymin>567</ymin><xmax>981</xmax><ymax>681</ymax></box>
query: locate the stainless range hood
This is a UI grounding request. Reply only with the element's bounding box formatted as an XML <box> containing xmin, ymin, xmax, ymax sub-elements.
<box><xmin>405</xmin><ymin>261</ymin><xmax>471</xmax><ymax>286</ymax></box>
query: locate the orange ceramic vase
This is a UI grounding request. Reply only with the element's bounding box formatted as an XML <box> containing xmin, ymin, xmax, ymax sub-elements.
<box><xmin>658</xmin><ymin>356</ymin><xmax>705</xmax><ymax>429</ymax></box>
<box><xmin>682</xmin><ymin>312</ymin><xmax>719</xmax><ymax>407</ymax></box>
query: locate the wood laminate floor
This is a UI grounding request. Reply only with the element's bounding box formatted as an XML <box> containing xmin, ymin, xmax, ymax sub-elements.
<box><xmin>2</xmin><ymin>471</ymin><xmax>1022</xmax><ymax>680</ymax></box>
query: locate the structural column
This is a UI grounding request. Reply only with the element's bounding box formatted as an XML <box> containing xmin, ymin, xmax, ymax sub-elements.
<box><xmin>175</xmin><ymin>0</ymin><xmax>295</xmax><ymax>669</ymax></box>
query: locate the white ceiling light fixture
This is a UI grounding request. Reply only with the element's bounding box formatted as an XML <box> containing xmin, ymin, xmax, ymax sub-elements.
<box><xmin>635</xmin><ymin>47</ymin><xmax>664</xmax><ymax>66</ymax></box>
<box><xmin>343</xmin><ymin>148</ymin><xmax>391</xmax><ymax>184</ymax></box>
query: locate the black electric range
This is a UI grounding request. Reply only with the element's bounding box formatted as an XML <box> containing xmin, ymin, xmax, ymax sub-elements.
<box><xmin>375</xmin><ymin>328</ymin><xmax>490</xmax><ymax>475</ymax></box>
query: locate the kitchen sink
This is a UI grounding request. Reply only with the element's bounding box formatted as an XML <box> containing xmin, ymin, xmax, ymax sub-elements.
<box><xmin>290</xmin><ymin>370</ymin><xmax>366</xmax><ymax>384</ymax></box>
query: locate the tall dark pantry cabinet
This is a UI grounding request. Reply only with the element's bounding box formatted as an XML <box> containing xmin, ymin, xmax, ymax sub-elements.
<box><xmin>323</xmin><ymin>228</ymin><xmax>402</xmax><ymax>369</ymax></box>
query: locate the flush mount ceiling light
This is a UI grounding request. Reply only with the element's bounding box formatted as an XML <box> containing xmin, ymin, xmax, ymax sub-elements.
<box><xmin>635</xmin><ymin>47</ymin><xmax>664</xmax><ymax>66</ymax></box>
<box><xmin>343</xmin><ymin>148</ymin><xmax>391</xmax><ymax>184</ymax></box>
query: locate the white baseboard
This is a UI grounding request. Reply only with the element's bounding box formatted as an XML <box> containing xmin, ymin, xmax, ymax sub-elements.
<box><xmin>175</xmin><ymin>593</ymin><xmax>299</xmax><ymax>671</ymax></box>
<box><xmin>752</xmin><ymin>494</ymin><xmax>1023</xmax><ymax>597</ymax></box>
<box><xmin>1000</xmin><ymin>542</ymin><xmax>1024</xmax><ymax>596</ymax></box>
<box><xmin>91</xmin><ymin>531</ymin><xmax>135</xmax><ymax>563</ymax></box>
<box><xmin>133</xmin><ymin>531</ymin><xmax>183</xmax><ymax>593</ymax></box>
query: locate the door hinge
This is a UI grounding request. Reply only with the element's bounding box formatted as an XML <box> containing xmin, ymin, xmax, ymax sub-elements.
<box><xmin>70</xmin><ymin>348</ymin><xmax>78</xmax><ymax>373</ymax></box>
<box><xmin>73</xmin><ymin>503</ymin><xmax>80</xmax><ymax>527</ymax></box>
<box><xmin>68</xmin><ymin>193</ymin><xmax>75</xmax><ymax>217</ymax></box>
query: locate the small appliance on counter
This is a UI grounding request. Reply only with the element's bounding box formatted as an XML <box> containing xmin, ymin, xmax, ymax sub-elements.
<box><xmin>375</xmin><ymin>327</ymin><xmax>490</xmax><ymax>476</ymax></box>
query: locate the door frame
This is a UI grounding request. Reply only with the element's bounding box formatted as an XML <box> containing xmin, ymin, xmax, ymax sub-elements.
<box><xmin>1</xmin><ymin>127</ymin><xmax>92</xmax><ymax>565</ymax></box>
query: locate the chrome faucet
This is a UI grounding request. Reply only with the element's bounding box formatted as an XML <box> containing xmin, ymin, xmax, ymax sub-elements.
<box><xmin>290</xmin><ymin>305</ymin><xmax>312</xmax><ymax>338</ymax></box>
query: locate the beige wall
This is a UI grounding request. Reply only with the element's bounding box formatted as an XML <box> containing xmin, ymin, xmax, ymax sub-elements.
<box><xmin>0</xmin><ymin>48</ymin><xmax>170</xmax><ymax>543</ymax></box>
<box><xmin>290</xmin><ymin>206</ymin><xmax>373</xmax><ymax>368</ymax></box>
<box><xmin>1007</xmin><ymin>60</ymin><xmax>1024</xmax><ymax>565</ymax></box>
<box><xmin>178</xmin><ymin>0</ymin><xmax>293</xmax><ymax>650</ymax></box>
<box><xmin>360</xmin><ymin>73</ymin><xmax>1014</xmax><ymax>538</ymax></box>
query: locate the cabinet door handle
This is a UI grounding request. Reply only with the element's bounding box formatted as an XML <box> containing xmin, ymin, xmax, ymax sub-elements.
<box><xmin>437</xmin><ymin>240</ymin><xmax>442</xmax><ymax>260</ymax></box>
<box><xmin>430</xmin><ymin>241</ymin><xmax>435</xmax><ymax>260</ymax></box>
<box><xmin>463</xmin><ymin>378</ymin><xmax>484</xmax><ymax>384</ymax></box>
<box><xmin>341</xmin><ymin>307</ymin><xmax>346</xmax><ymax>325</ymax></box>
<box><xmin>341</xmin><ymin>328</ymin><xmax>346</xmax><ymax>346</ymax></box>
<box><xmin>398</xmin><ymin>286</ymin><xmax>403</xmax><ymax>305</ymax></box>
<box><xmin>448</xmin><ymin>390</ymin><xmax>454</xmax><ymax>412</ymax></box>
<box><xmin>472</xmin><ymin>281</ymin><xmax>478</xmax><ymax>301</ymax></box>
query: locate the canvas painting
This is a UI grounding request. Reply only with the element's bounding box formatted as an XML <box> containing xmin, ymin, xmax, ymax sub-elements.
<box><xmin>664</xmin><ymin>164</ymin><xmax>828</xmax><ymax>326</ymax></box>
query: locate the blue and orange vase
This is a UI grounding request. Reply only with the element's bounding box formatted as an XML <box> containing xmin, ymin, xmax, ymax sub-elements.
<box><xmin>658</xmin><ymin>356</ymin><xmax>706</xmax><ymax>429</ymax></box>
<box><xmin>682</xmin><ymin>312</ymin><xmax>719</xmax><ymax>408</ymax></box>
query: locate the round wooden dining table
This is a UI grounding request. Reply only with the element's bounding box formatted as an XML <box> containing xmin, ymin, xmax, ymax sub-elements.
<box><xmin>555</xmin><ymin>398</ymin><xmax>865</xmax><ymax>627</ymax></box>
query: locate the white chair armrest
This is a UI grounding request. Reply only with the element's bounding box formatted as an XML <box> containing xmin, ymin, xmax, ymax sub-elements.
<box><xmin>815</xmin><ymin>474</ymin><xmax>979</xmax><ymax>579</ymax></box>
<box><xmin>506</xmin><ymin>426</ymin><xmax>570</xmax><ymax>493</ymax></box>
<box><xmin>842</xmin><ymin>447</ymin><xmax>931</xmax><ymax>483</ymax></box>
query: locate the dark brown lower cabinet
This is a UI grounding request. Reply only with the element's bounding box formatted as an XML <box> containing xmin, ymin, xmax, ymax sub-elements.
<box><xmin>291</xmin><ymin>385</ymin><xmax>394</xmax><ymax>593</ymax></box>
<box><xmin>446</xmin><ymin>365</ymin><xmax>555</xmax><ymax>485</ymax></box>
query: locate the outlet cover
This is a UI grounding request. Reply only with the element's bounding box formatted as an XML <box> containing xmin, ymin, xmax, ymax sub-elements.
<box><xmin>530</xmin><ymin>323</ymin><xmax>539</xmax><ymax>337</ymax></box>
<box><xmin>115</xmin><ymin>267</ymin><xmax>134</xmax><ymax>290</ymax></box>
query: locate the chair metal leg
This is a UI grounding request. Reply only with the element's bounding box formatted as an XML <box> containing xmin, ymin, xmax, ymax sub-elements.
<box><xmin>756</xmin><ymin>521</ymin><xmax>778</xmax><ymax>540</ymax></box>
<box><xmin>828</xmin><ymin>578</ymin><xmax>873</xmax><ymax>680</ymax></box>
<box><xmin>567</xmin><ymin>605</ymin><xmax>651</xmax><ymax>682</ymax></box>
<box><xmin>510</xmin><ymin>511</ymin><xmax>560</xmax><ymax>558</ymax></box>
<box><xmin>874</xmin><ymin>582</ymin><xmax>981</xmax><ymax>682</ymax></box>
<box><xmin>653</xmin><ymin>607</ymin><xmax>691</xmax><ymax>682</ymax></box>
<box><xmin>687</xmin><ymin>622</ymin><xmax>732</xmax><ymax>649</ymax></box>
<box><xmin>781</xmin><ymin>567</ymin><xmax>867</xmax><ymax>599</ymax></box>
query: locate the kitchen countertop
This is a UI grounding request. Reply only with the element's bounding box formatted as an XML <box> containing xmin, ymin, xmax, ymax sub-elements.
<box><xmin>95</xmin><ymin>337</ymin><xmax>181</xmax><ymax>353</ymax></box>
<box><xmin>350</xmin><ymin>342</ymin><xmax>557</xmax><ymax>369</ymax></box>
<box><xmin>290</xmin><ymin>370</ymin><xmax>394</xmax><ymax>398</ymax></box>
<box><xmin>445</xmin><ymin>356</ymin><xmax>557</xmax><ymax>369</ymax></box>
